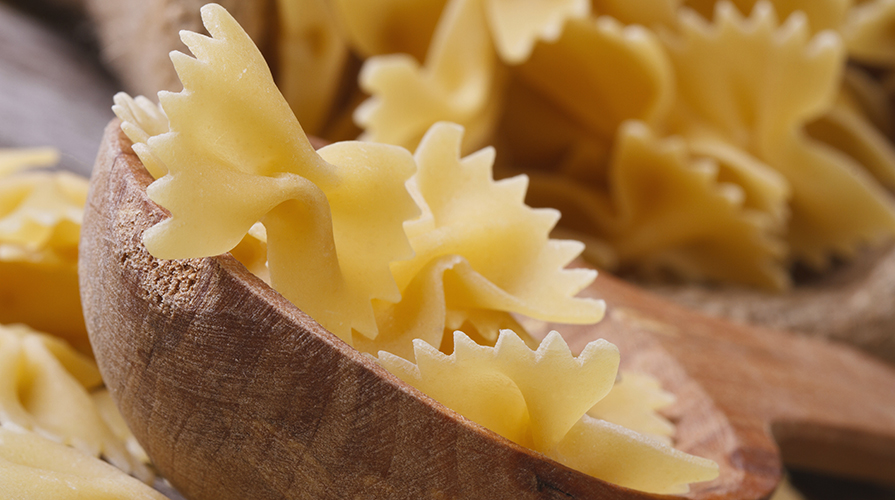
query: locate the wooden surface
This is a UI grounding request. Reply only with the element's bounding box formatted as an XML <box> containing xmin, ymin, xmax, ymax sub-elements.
<box><xmin>646</xmin><ymin>242</ymin><xmax>895</xmax><ymax>365</ymax></box>
<box><xmin>79</xmin><ymin>122</ymin><xmax>895</xmax><ymax>500</ymax></box>
<box><xmin>0</xmin><ymin>1</ymin><xmax>117</xmax><ymax>176</ymax></box>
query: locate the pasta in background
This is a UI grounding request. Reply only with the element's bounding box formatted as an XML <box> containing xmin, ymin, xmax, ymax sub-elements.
<box><xmin>266</xmin><ymin>0</ymin><xmax>895</xmax><ymax>289</ymax></box>
<box><xmin>0</xmin><ymin>426</ymin><xmax>164</xmax><ymax>500</ymax></box>
<box><xmin>0</xmin><ymin>150</ymin><xmax>90</xmax><ymax>354</ymax></box>
<box><xmin>113</xmin><ymin>6</ymin><xmax>722</xmax><ymax>491</ymax></box>
<box><xmin>0</xmin><ymin>323</ymin><xmax>150</xmax><ymax>482</ymax></box>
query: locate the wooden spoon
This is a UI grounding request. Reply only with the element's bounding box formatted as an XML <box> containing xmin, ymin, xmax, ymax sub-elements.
<box><xmin>80</xmin><ymin>121</ymin><xmax>895</xmax><ymax>500</ymax></box>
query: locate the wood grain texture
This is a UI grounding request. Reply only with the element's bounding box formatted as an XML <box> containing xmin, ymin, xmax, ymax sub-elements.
<box><xmin>0</xmin><ymin>2</ymin><xmax>117</xmax><ymax>176</ymax></box>
<box><xmin>81</xmin><ymin>122</ymin><xmax>895</xmax><ymax>500</ymax></box>
<box><xmin>645</xmin><ymin>244</ymin><xmax>895</xmax><ymax>365</ymax></box>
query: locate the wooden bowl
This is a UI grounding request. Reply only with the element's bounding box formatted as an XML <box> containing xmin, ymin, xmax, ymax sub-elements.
<box><xmin>80</xmin><ymin>121</ymin><xmax>895</xmax><ymax>499</ymax></box>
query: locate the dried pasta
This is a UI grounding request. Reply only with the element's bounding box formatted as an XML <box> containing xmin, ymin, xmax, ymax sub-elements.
<box><xmin>356</xmin><ymin>0</ymin><xmax>502</xmax><ymax>153</ymax></box>
<box><xmin>116</xmin><ymin>5</ymin><xmax>721</xmax><ymax>491</ymax></box>
<box><xmin>278</xmin><ymin>0</ymin><xmax>895</xmax><ymax>288</ymax></box>
<box><xmin>353</xmin><ymin>122</ymin><xmax>603</xmax><ymax>358</ymax></box>
<box><xmin>378</xmin><ymin>330</ymin><xmax>718</xmax><ymax>494</ymax></box>
<box><xmin>0</xmin><ymin>150</ymin><xmax>90</xmax><ymax>353</ymax></box>
<box><xmin>115</xmin><ymin>4</ymin><xmax>419</xmax><ymax>344</ymax></box>
<box><xmin>588</xmin><ymin>370</ymin><xmax>677</xmax><ymax>443</ymax></box>
<box><xmin>0</xmin><ymin>323</ymin><xmax>150</xmax><ymax>481</ymax></box>
<box><xmin>275</xmin><ymin>0</ymin><xmax>349</xmax><ymax>135</ymax></box>
<box><xmin>665</xmin><ymin>4</ymin><xmax>895</xmax><ymax>267</ymax></box>
<box><xmin>0</xmin><ymin>426</ymin><xmax>164</xmax><ymax>500</ymax></box>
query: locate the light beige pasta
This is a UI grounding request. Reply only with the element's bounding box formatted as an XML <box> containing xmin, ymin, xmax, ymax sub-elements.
<box><xmin>117</xmin><ymin>4</ymin><xmax>419</xmax><ymax>344</ymax></box>
<box><xmin>275</xmin><ymin>0</ymin><xmax>349</xmax><ymax>135</ymax></box>
<box><xmin>681</xmin><ymin>0</ymin><xmax>850</xmax><ymax>32</ymax></box>
<box><xmin>332</xmin><ymin>0</ymin><xmax>448</xmax><ymax>61</ymax></box>
<box><xmin>588</xmin><ymin>370</ymin><xmax>676</xmax><ymax>443</ymax></box>
<box><xmin>0</xmin><ymin>426</ymin><xmax>165</xmax><ymax>500</ymax></box>
<box><xmin>843</xmin><ymin>0</ymin><xmax>895</xmax><ymax>67</ymax></box>
<box><xmin>665</xmin><ymin>2</ymin><xmax>895</xmax><ymax>267</ymax></box>
<box><xmin>355</xmin><ymin>0</ymin><xmax>502</xmax><ymax>153</ymax></box>
<box><xmin>592</xmin><ymin>0</ymin><xmax>680</xmax><ymax>27</ymax></box>
<box><xmin>0</xmin><ymin>324</ymin><xmax>150</xmax><ymax>481</ymax></box>
<box><xmin>0</xmin><ymin>148</ymin><xmax>58</xmax><ymax>177</ymax></box>
<box><xmin>0</xmin><ymin>151</ymin><xmax>90</xmax><ymax>353</ymax></box>
<box><xmin>378</xmin><ymin>330</ymin><xmax>718</xmax><ymax>494</ymax></box>
<box><xmin>515</xmin><ymin>16</ymin><xmax>673</xmax><ymax>139</ymax></box>
<box><xmin>126</xmin><ymin>6</ymin><xmax>712</xmax><ymax>491</ymax></box>
<box><xmin>483</xmin><ymin>0</ymin><xmax>590</xmax><ymax>64</ymax></box>
<box><xmin>526</xmin><ymin>122</ymin><xmax>789</xmax><ymax>288</ymax></box>
<box><xmin>353</xmin><ymin>122</ymin><xmax>604</xmax><ymax>358</ymax></box>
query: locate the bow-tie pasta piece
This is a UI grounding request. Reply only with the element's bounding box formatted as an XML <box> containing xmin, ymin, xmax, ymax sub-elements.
<box><xmin>665</xmin><ymin>2</ymin><xmax>895</xmax><ymax>268</ymax></box>
<box><xmin>356</xmin><ymin>0</ymin><xmax>502</xmax><ymax>153</ymax></box>
<box><xmin>0</xmin><ymin>324</ymin><xmax>150</xmax><ymax>480</ymax></box>
<box><xmin>275</xmin><ymin>0</ymin><xmax>349</xmax><ymax>135</ymax></box>
<box><xmin>120</xmin><ymin>4</ymin><xmax>419</xmax><ymax>343</ymax></box>
<box><xmin>0</xmin><ymin>151</ymin><xmax>90</xmax><ymax>354</ymax></box>
<box><xmin>592</xmin><ymin>0</ymin><xmax>680</xmax><ymax>27</ymax></box>
<box><xmin>91</xmin><ymin>390</ymin><xmax>151</xmax><ymax>467</ymax></box>
<box><xmin>112</xmin><ymin>94</ymin><xmax>169</xmax><ymax>179</ymax></box>
<box><xmin>333</xmin><ymin>0</ymin><xmax>448</xmax><ymax>61</ymax></box>
<box><xmin>353</xmin><ymin>122</ymin><xmax>605</xmax><ymax>358</ymax></box>
<box><xmin>378</xmin><ymin>330</ymin><xmax>718</xmax><ymax>493</ymax></box>
<box><xmin>843</xmin><ymin>0</ymin><xmax>895</xmax><ymax>67</ymax></box>
<box><xmin>515</xmin><ymin>16</ymin><xmax>673</xmax><ymax>141</ymax></box>
<box><xmin>681</xmin><ymin>0</ymin><xmax>849</xmax><ymax>32</ymax></box>
<box><xmin>805</xmin><ymin>84</ymin><xmax>895</xmax><ymax>194</ymax></box>
<box><xmin>526</xmin><ymin>122</ymin><xmax>789</xmax><ymax>288</ymax></box>
<box><xmin>0</xmin><ymin>426</ymin><xmax>165</xmax><ymax>500</ymax></box>
<box><xmin>0</xmin><ymin>148</ymin><xmax>58</xmax><ymax>177</ymax></box>
<box><xmin>483</xmin><ymin>0</ymin><xmax>590</xmax><ymax>64</ymax></box>
<box><xmin>588</xmin><ymin>370</ymin><xmax>676</xmax><ymax>443</ymax></box>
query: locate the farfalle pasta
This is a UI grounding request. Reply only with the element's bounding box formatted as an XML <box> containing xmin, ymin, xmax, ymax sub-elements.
<box><xmin>0</xmin><ymin>323</ymin><xmax>150</xmax><ymax>481</ymax></box>
<box><xmin>256</xmin><ymin>0</ymin><xmax>895</xmax><ymax>288</ymax></box>
<box><xmin>114</xmin><ymin>4</ymin><xmax>718</xmax><ymax>491</ymax></box>
<box><xmin>96</xmin><ymin>0</ymin><xmax>895</xmax><ymax>289</ymax></box>
<box><xmin>114</xmin><ymin>5</ymin><xmax>419</xmax><ymax>344</ymax></box>
<box><xmin>378</xmin><ymin>330</ymin><xmax>718</xmax><ymax>494</ymax></box>
<box><xmin>665</xmin><ymin>4</ymin><xmax>895</xmax><ymax>267</ymax></box>
<box><xmin>0</xmin><ymin>426</ymin><xmax>164</xmax><ymax>500</ymax></box>
<box><xmin>0</xmin><ymin>150</ymin><xmax>90</xmax><ymax>354</ymax></box>
<box><xmin>356</xmin><ymin>0</ymin><xmax>502</xmax><ymax>153</ymax></box>
<box><xmin>354</xmin><ymin>122</ymin><xmax>602</xmax><ymax>358</ymax></box>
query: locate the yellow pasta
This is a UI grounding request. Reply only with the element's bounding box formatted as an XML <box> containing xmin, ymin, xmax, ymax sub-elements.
<box><xmin>0</xmin><ymin>151</ymin><xmax>90</xmax><ymax>354</ymax></box>
<box><xmin>332</xmin><ymin>0</ymin><xmax>448</xmax><ymax>61</ymax></box>
<box><xmin>588</xmin><ymin>370</ymin><xmax>677</xmax><ymax>443</ymax></box>
<box><xmin>527</xmin><ymin>122</ymin><xmax>789</xmax><ymax>287</ymax></box>
<box><xmin>515</xmin><ymin>15</ymin><xmax>673</xmax><ymax>140</ymax></box>
<box><xmin>483</xmin><ymin>0</ymin><xmax>590</xmax><ymax>64</ymax></box>
<box><xmin>275</xmin><ymin>0</ymin><xmax>349</xmax><ymax>135</ymax></box>
<box><xmin>353</xmin><ymin>122</ymin><xmax>604</xmax><ymax>358</ymax></box>
<box><xmin>123</xmin><ymin>5</ymin><xmax>714</xmax><ymax>491</ymax></box>
<box><xmin>681</xmin><ymin>0</ymin><xmax>849</xmax><ymax>32</ymax></box>
<box><xmin>666</xmin><ymin>3</ymin><xmax>895</xmax><ymax>266</ymax></box>
<box><xmin>116</xmin><ymin>4</ymin><xmax>419</xmax><ymax>344</ymax></box>
<box><xmin>843</xmin><ymin>0</ymin><xmax>895</xmax><ymax>67</ymax></box>
<box><xmin>0</xmin><ymin>426</ymin><xmax>164</xmax><ymax>500</ymax></box>
<box><xmin>378</xmin><ymin>330</ymin><xmax>718</xmax><ymax>494</ymax></box>
<box><xmin>0</xmin><ymin>323</ymin><xmax>150</xmax><ymax>481</ymax></box>
<box><xmin>356</xmin><ymin>0</ymin><xmax>502</xmax><ymax>153</ymax></box>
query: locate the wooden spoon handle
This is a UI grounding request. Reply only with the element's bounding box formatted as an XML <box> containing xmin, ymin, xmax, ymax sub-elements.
<box><xmin>544</xmin><ymin>272</ymin><xmax>895</xmax><ymax>488</ymax></box>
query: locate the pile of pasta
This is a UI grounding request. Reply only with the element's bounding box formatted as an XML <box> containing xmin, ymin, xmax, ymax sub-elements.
<box><xmin>0</xmin><ymin>152</ymin><xmax>163</xmax><ymax>497</ymax></box>
<box><xmin>267</xmin><ymin>0</ymin><xmax>895</xmax><ymax>289</ymax></box>
<box><xmin>0</xmin><ymin>149</ymin><xmax>90</xmax><ymax>354</ymax></box>
<box><xmin>113</xmin><ymin>4</ymin><xmax>718</xmax><ymax>493</ymax></box>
